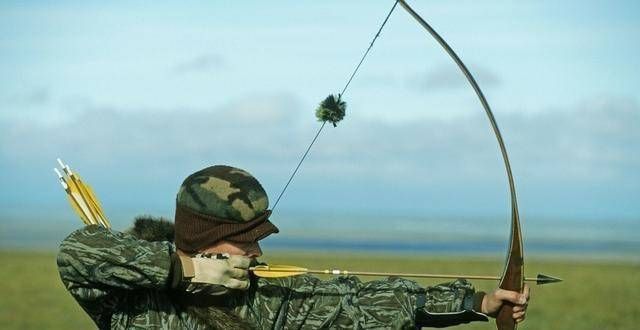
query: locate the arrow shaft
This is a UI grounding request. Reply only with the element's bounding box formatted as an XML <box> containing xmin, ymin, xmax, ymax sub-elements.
<box><xmin>251</xmin><ymin>267</ymin><xmax>541</xmax><ymax>282</ymax></box>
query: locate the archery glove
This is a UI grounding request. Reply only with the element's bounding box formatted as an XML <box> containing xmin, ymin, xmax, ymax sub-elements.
<box><xmin>174</xmin><ymin>253</ymin><xmax>251</xmax><ymax>295</ymax></box>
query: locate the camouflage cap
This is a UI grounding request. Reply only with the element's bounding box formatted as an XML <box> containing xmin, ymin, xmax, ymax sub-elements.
<box><xmin>174</xmin><ymin>165</ymin><xmax>278</xmax><ymax>253</ymax></box>
<box><xmin>177</xmin><ymin>165</ymin><xmax>269</xmax><ymax>221</ymax></box>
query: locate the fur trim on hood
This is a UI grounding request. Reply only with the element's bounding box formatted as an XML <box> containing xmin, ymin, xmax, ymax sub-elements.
<box><xmin>126</xmin><ymin>215</ymin><xmax>175</xmax><ymax>242</ymax></box>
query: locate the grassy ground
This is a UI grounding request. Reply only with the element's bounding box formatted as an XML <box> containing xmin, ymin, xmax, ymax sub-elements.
<box><xmin>0</xmin><ymin>250</ymin><xmax>638</xmax><ymax>329</ymax></box>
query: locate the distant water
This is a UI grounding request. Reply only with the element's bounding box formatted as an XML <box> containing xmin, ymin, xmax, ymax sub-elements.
<box><xmin>260</xmin><ymin>214</ymin><xmax>640</xmax><ymax>261</ymax></box>
<box><xmin>261</xmin><ymin>235</ymin><xmax>639</xmax><ymax>262</ymax></box>
<box><xmin>1</xmin><ymin>214</ymin><xmax>638</xmax><ymax>262</ymax></box>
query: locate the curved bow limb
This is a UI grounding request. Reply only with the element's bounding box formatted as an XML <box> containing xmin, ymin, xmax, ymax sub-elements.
<box><xmin>396</xmin><ymin>1</ymin><xmax>524</xmax><ymax>328</ymax></box>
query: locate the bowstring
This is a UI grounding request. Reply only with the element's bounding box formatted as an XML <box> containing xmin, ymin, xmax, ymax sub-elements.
<box><xmin>271</xmin><ymin>1</ymin><xmax>399</xmax><ymax>212</ymax></box>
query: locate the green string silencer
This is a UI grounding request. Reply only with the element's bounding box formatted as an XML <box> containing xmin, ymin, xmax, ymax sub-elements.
<box><xmin>315</xmin><ymin>94</ymin><xmax>346</xmax><ymax>127</ymax></box>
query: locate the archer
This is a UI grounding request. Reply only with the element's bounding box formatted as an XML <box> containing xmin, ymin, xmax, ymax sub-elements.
<box><xmin>58</xmin><ymin>165</ymin><xmax>529</xmax><ymax>329</ymax></box>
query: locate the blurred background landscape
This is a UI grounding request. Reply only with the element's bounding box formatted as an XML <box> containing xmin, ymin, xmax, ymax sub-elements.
<box><xmin>1</xmin><ymin>0</ymin><xmax>638</xmax><ymax>329</ymax></box>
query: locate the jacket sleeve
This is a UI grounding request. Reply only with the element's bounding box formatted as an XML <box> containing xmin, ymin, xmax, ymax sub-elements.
<box><xmin>415</xmin><ymin>279</ymin><xmax>489</xmax><ymax>327</ymax></box>
<box><xmin>57</xmin><ymin>225</ymin><xmax>176</xmax><ymax>327</ymax></box>
<box><xmin>246</xmin><ymin>275</ymin><xmax>487</xmax><ymax>329</ymax></box>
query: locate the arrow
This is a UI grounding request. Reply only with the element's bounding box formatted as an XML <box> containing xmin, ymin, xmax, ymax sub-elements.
<box><xmin>54</xmin><ymin>158</ymin><xmax>111</xmax><ymax>229</ymax></box>
<box><xmin>54</xmin><ymin>167</ymin><xmax>94</xmax><ymax>226</ymax></box>
<box><xmin>250</xmin><ymin>265</ymin><xmax>562</xmax><ymax>286</ymax></box>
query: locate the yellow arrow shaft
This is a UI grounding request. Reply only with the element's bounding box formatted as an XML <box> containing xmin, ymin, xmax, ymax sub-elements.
<box><xmin>250</xmin><ymin>266</ymin><xmax>541</xmax><ymax>282</ymax></box>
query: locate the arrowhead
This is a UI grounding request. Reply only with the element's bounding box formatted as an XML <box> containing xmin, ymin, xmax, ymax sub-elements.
<box><xmin>536</xmin><ymin>273</ymin><xmax>563</xmax><ymax>285</ymax></box>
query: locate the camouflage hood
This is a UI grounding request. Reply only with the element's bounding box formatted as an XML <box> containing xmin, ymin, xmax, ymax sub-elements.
<box><xmin>174</xmin><ymin>165</ymin><xmax>279</xmax><ymax>253</ymax></box>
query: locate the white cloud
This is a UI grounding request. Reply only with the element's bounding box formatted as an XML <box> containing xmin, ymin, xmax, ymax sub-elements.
<box><xmin>2</xmin><ymin>92</ymin><xmax>638</xmax><ymax>182</ymax></box>
<box><xmin>171</xmin><ymin>53</ymin><xmax>227</xmax><ymax>75</ymax></box>
<box><xmin>408</xmin><ymin>64</ymin><xmax>502</xmax><ymax>91</ymax></box>
<box><xmin>0</xmin><ymin>94</ymin><xmax>637</xmax><ymax>217</ymax></box>
<box><xmin>4</xmin><ymin>87</ymin><xmax>51</xmax><ymax>106</ymax></box>
<box><xmin>506</xmin><ymin>97</ymin><xmax>640</xmax><ymax>182</ymax></box>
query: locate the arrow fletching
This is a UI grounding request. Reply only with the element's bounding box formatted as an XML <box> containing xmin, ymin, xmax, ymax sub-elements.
<box><xmin>54</xmin><ymin>158</ymin><xmax>111</xmax><ymax>229</ymax></box>
<box><xmin>74</xmin><ymin>174</ymin><xmax>110</xmax><ymax>228</ymax></box>
<box><xmin>251</xmin><ymin>265</ymin><xmax>309</xmax><ymax>278</ymax></box>
<box><xmin>56</xmin><ymin>167</ymin><xmax>95</xmax><ymax>225</ymax></box>
<box><xmin>83</xmin><ymin>183</ymin><xmax>111</xmax><ymax>228</ymax></box>
<box><xmin>68</xmin><ymin>188</ymin><xmax>96</xmax><ymax>225</ymax></box>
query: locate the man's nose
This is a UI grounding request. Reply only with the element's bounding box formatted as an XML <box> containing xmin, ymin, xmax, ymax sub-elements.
<box><xmin>246</xmin><ymin>245</ymin><xmax>262</xmax><ymax>258</ymax></box>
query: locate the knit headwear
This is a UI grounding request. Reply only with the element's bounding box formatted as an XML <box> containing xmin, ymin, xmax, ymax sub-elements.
<box><xmin>174</xmin><ymin>165</ymin><xmax>278</xmax><ymax>253</ymax></box>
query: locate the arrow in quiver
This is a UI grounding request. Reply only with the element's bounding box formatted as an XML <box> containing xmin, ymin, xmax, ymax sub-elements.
<box><xmin>54</xmin><ymin>158</ymin><xmax>111</xmax><ymax>229</ymax></box>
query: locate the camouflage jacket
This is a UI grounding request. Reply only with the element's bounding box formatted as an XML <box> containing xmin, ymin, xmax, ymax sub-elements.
<box><xmin>57</xmin><ymin>225</ymin><xmax>488</xmax><ymax>329</ymax></box>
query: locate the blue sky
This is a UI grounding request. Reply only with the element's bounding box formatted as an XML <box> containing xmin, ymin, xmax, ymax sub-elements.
<box><xmin>0</xmin><ymin>1</ymin><xmax>638</xmax><ymax>232</ymax></box>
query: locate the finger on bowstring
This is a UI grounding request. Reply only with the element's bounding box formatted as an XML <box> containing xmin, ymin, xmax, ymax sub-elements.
<box><xmin>228</xmin><ymin>255</ymin><xmax>252</xmax><ymax>269</ymax></box>
<box><xmin>225</xmin><ymin>278</ymin><xmax>250</xmax><ymax>290</ymax></box>
<box><xmin>227</xmin><ymin>267</ymin><xmax>249</xmax><ymax>280</ymax></box>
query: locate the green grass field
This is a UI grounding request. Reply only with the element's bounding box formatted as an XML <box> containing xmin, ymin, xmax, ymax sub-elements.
<box><xmin>1</xmin><ymin>250</ymin><xmax>638</xmax><ymax>329</ymax></box>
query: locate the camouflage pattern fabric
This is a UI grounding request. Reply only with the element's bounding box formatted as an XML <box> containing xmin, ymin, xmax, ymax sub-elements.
<box><xmin>58</xmin><ymin>225</ymin><xmax>487</xmax><ymax>329</ymax></box>
<box><xmin>177</xmin><ymin>165</ymin><xmax>269</xmax><ymax>222</ymax></box>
